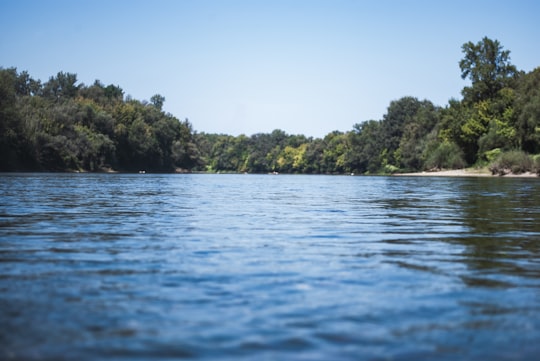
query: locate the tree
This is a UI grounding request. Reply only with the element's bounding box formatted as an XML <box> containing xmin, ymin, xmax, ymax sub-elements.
<box><xmin>104</xmin><ymin>84</ymin><xmax>124</xmax><ymax>102</ymax></box>
<box><xmin>246</xmin><ymin>133</ymin><xmax>274</xmax><ymax>172</ymax></box>
<box><xmin>171</xmin><ymin>118</ymin><xmax>201</xmax><ymax>170</ymax></box>
<box><xmin>424</xmin><ymin>140</ymin><xmax>466</xmax><ymax>170</ymax></box>
<box><xmin>127</xmin><ymin>117</ymin><xmax>159</xmax><ymax>169</ymax></box>
<box><xmin>0</xmin><ymin>68</ymin><xmax>21</xmax><ymax>170</ymax></box>
<box><xmin>515</xmin><ymin>67</ymin><xmax>540</xmax><ymax>153</ymax></box>
<box><xmin>476</xmin><ymin>87</ymin><xmax>518</xmax><ymax>158</ymax></box>
<box><xmin>378</xmin><ymin>96</ymin><xmax>435</xmax><ymax>170</ymax></box>
<box><xmin>15</xmin><ymin>70</ymin><xmax>41</xmax><ymax>96</ymax></box>
<box><xmin>321</xmin><ymin>131</ymin><xmax>350</xmax><ymax>174</ymax></box>
<box><xmin>435</xmin><ymin>38</ymin><xmax>522</xmax><ymax>165</ymax></box>
<box><xmin>275</xmin><ymin>144</ymin><xmax>308</xmax><ymax>173</ymax></box>
<box><xmin>397</xmin><ymin>101</ymin><xmax>440</xmax><ymax>171</ymax></box>
<box><xmin>78</xmin><ymin>80</ymin><xmax>106</xmax><ymax>103</ymax></box>
<box><xmin>302</xmin><ymin>138</ymin><xmax>325</xmax><ymax>173</ymax></box>
<box><xmin>348</xmin><ymin>120</ymin><xmax>383</xmax><ymax>174</ymax></box>
<box><xmin>42</xmin><ymin>71</ymin><xmax>80</xmax><ymax>100</ymax></box>
<box><xmin>459</xmin><ymin>37</ymin><xmax>517</xmax><ymax>103</ymax></box>
<box><xmin>0</xmin><ymin>68</ymin><xmax>205</xmax><ymax>172</ymax></box>
<box><xmin>150</xmin><ymin>94</ymin><xmax>165</xmax><ymax>111</ymax></box>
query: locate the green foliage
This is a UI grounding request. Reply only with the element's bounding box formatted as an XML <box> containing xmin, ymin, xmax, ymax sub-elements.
<box><xmin>0</xmin><ymin>67</ymin><xmax>200</xmax><ymax>172</ymax></box>
<box><xmin>489</xmin><ymin>150</ymin><xmax>533</xmax><ymax>175</ymax></box>
<box><xmin>483</xmin><ymin>148</ymin><xmax>502</xmax><ymax>163</ymax></box>
<box><xmin>344</xmin><ymin>97</ymin><xmax>440</xmax><ymax>173</ymax></box>
<box><xmin>0</xmin><ymin>68</ymin><xmax>21</xmax><ymax>170</ymax></box>
<box><xmin>321</xmin><ymin>131</ymin><xmax>350</xmax><ymax>174</ymax></box>
<box><xmin>347</xmin><ymin>120</ymin><xmax>382</xmax><ymax>174</ymax></box>
<box><xmin>396</xmin><ymin>100</ymin><xmax>440</xmax><ymax>171</ymax></box>
<box><xmin>150</xmin><ymin>94</ymin><xmax>165</xmax><ymax>111</ymax></box>
<box><xmin>437</xmin><ymin>38</ymin><xmax>527</xmax><ymax>166</ymax></box>
<box><xmin>515</xmin><ymin>68</ymin><xmax>540</xmax><ymax>153</ymax></box>
<box><xmin>380</xmin><ymin>96</ymin><xmax>424</xmax><ymax>167</ymax></box>
<box><xmin>476</xmin><ymin>88</ymin><xmax>518</xmax><ymax>157</ymax></box>
<box><xmin>1</xmin><ymin>37</ymin><xmax>539</xmax><ymax>175</ymax></box>
<box><xmin>424</xmin><ymin>141</ymin><xmax>466</xmax><ymax>170</ymax></box>
<box><xmin>533</xmin><ymin>155</ymin><xmax>540</xmax><ymax>176</ymax></box>
<box><xmin>383</xmin><ymin>164</ymin><xmax>399</xmax><ymax>174</ymax></box>
<box><xmin>42</xmin><ymin>71</ymin><xmax>80</xmax><ymax>101</ymax></box>
<box><xmin>460</xmin><ymin>37</ymin><xmax>517</xmax><ymax>103</ymax></box>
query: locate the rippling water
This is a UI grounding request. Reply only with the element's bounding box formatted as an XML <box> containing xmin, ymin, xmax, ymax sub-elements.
<box><xmin>1</xmin><ymin>173</ymin><xmax>540</xmax><ymax>360</ymax></box>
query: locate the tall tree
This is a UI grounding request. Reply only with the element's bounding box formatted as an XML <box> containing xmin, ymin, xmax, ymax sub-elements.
<box><xmin>347</xmin><ymin>120</ymin><xmax>383</xmax><ymax>174</ymax></box>
<box><xmin>150</xmin><ymin>94</ymin><xmax>165</xmax><ymax>111</ymax></box>
<box><xmin>459</xmin><ymin>37</ymin><xmax>518</xmax><ymax>103</ymax></box>
<box><xmin>42</xmin><ymin>71</ymin><xmax>80</xmax><ymax>100</ymax></box>
<box><xmin>378</xmin><ymin>96</ymin><xmax>431</xmax><ymax>169</ymax></box>
<box><xmin>515</xmin><ymin>67</ymin><xmax>540</xmax><ymax>153</ymax></box>
<box><xmin>0</xmin><ymin>68</ymin><xmax>21</xmax><ymax>170</ymax></box>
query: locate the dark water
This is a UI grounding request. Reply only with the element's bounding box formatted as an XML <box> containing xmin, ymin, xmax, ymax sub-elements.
<box><xmin>1</xmin><ymin>173</ymin><xmax>540</xmax><ymax>360</ymax></box>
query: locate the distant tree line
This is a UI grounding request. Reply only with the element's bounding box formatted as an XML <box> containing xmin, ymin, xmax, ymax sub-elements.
<box><xmin>194</xmin><ymin>37</ymin><xmax>540</xmax><ymax>175</ymax></box>
<box><xmin>1</xmin><ymin>37</ymin><xmax>540</xmax><ymax>174</ymax></box>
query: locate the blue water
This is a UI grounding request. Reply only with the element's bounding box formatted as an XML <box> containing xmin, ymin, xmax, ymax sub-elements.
<box><xmin>1</xmin><ymin>173</ymin><xmax>540</xmax><ymax>360</ymax></box>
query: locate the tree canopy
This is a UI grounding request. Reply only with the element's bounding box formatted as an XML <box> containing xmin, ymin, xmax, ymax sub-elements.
<box><xmin>0</xmin><ymin>70</ymin><xmax>199</xmax><ymax>172</ymax></box>
<box><xmin>460</xmin><ymin>37</ymin><xmax>518</xmax><ymax>103</ymax></box>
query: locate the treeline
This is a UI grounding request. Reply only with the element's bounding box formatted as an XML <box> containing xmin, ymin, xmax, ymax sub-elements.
<box><xmin>1</xmin><ymin>37</ymin><xmax>540</xmax><ymax>174</ymax></box>
<box><xmin>0</xmin><ymin>70</ymin><xmax>200</xmax><ymax>172</ymax></box>
<box><xmin>195</xmin><ymin>37</ymin><xmax>540</xmax><ymax>175</ymax></box>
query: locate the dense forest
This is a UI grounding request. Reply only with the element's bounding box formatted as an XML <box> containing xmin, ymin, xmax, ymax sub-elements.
<box><xmin>1</xmin><ymin>37</ymin><xmax>539</xmax><ymax>174</ymax></box>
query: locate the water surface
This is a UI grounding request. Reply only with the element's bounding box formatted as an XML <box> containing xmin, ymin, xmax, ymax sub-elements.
<box><xmin>1</xmin><ymin>173</ymin><xmax>539</xmax><ymax>360</ymax></box>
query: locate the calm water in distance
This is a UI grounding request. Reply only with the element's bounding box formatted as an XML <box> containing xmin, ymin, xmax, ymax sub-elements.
<box><xmin>1</xmin><ymin>173</ymin><xmax>540</xmax><ymax>360</ymax></box>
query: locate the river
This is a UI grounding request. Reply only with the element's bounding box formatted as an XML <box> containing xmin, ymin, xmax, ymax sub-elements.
<box><xmin>1</xmin><ymin>173</ymin><xmax>539</xmax><ymax>360</ymax></box>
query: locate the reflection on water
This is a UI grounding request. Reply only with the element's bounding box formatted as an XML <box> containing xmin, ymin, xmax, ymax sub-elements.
<box><xmin>1</xmin><ymin>173</ymin><xmax>539</xmax><ymax>360</ymax></box>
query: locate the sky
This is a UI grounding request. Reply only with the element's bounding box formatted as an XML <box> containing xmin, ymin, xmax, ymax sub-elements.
<box><xmin>1</xmin><ymin>0</ymin><xmax>539</xmax><ymax>138</ymax></box>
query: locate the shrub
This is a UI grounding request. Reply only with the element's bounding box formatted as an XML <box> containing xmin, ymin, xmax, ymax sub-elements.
<box><xmin>383</xmin><ymin>164</ymin><xmax>400</xmax><ymax>174</ymax></box>
<box><xmin>489</xmin><ymin>150</ymin><xmax>533</xmax><ymax>175</ymax></box>
<box><xmin>483</xmin><ymin>148</ymin><xmax>502</xmax><ymax>163</ymax></box>
<box><xmin>425</xmin><ymin>141</ymin><xmax>466</xmax><ymax>170</ymax></box>
<box><xmin>533</xmin><ymin>155</ymin><xmax>540</xmax><ymax>176</ymax></box>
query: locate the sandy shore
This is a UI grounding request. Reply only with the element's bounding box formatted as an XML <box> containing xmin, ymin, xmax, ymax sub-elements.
<box><xmin>395</xmin><ymin>169</ymin><xmax>538</xmax><ymax>178</ymax></box>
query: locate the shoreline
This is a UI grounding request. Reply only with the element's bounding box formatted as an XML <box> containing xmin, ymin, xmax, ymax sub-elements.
<box><xmin>395</xmin><ymin>169</ymin><xmax>538</xmax><ymax>178</ymax></box>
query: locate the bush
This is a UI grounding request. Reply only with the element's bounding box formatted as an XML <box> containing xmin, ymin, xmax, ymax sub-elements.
<box><xmin>425</xmin><ymin>141</ymin><xmax>466</xmax><ymax>170</ymax></box>
<box><xmin>383</xmin><ymin>164</ymin><xmax>399</xmax><ymax>174</ymax></box>
<box><xmin>489</xmin><ymin>150</ymin><xmax>533</xmax><ymax>175</ymax></box>
<box><xmin>483</xmin><ymin>148</ymin><xmax>502</xmax><ymax>163</ymax></box>
<box><xmin>533</xmin><ymin>155</ymin><xmax>540</xmax><ymax>176</ymax></box>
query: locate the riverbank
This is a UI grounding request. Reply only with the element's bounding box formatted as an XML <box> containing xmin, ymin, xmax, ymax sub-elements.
<box><xmin>395</xmin><ymin>168</ymin><xmax>538</xmax><ymax>178</ymax></box>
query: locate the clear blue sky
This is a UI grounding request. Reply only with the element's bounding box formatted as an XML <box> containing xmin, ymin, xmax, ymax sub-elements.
<box><xmin>1</xmin><ymin>0</ymin><xmax>539</xmax><ymax>138</ymax></box>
